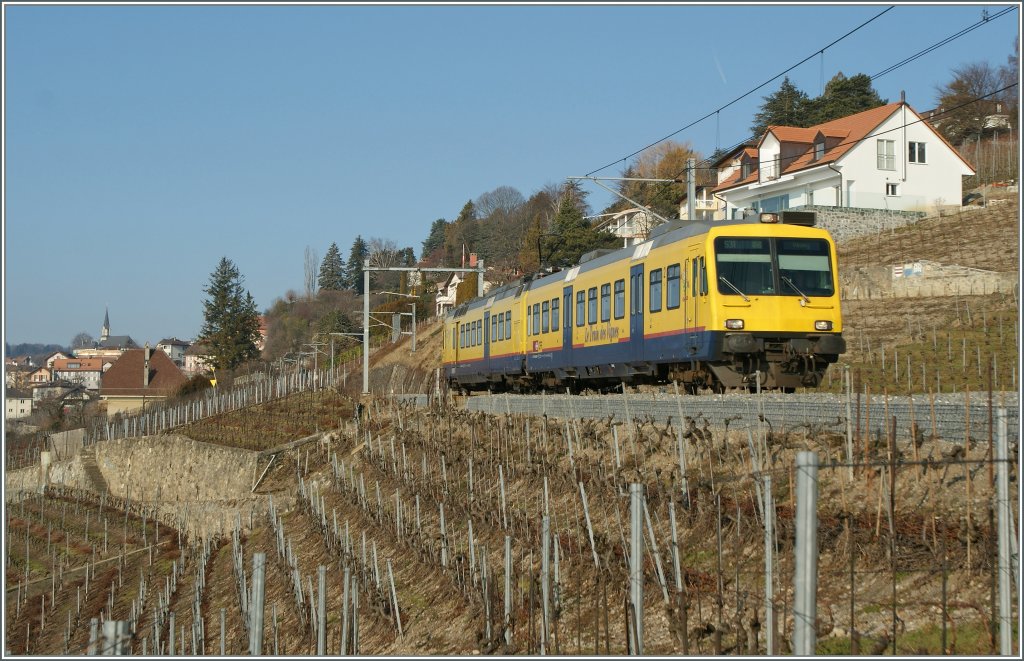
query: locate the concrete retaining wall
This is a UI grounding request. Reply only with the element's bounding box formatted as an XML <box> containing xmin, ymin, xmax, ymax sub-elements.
<box><xmin>841</xmin><ymin>264</ymin><xmax>1018</xmax><ymax>300</ymax></box>
<box><xmin>47</xmin><ymin>428</ymin><xmax>86</xmax><ymax>461</ymax></box>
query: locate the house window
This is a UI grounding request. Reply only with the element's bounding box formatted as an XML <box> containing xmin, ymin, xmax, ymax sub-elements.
<box><xmin>877</xmin><ymin>139</ymin><xmax>895</xmax><ymax>170</ymax></box>
<box><xmin>600</xmin><ymin>283</ymin><xmax>611</xmax><ymax>322</ymax></box>
<box><xmin>649</xmin><ymin>269</ymin><xmax>663</xmax><ymax>312</ymax></box>
<box><xmin>814</xmin><ymin>141</ymin><xmax>824</xmax><ymax>161</ymax></box>
<box><xmin>908</xmin><ymin>141</ymin><xmax>926</xmax><ymax>163</ymax></box>
<box><xmin>614</xmin><ymin>279</ymin><xmax>625</xmax><ymax>319</ymax></box>
<box><xmin>886</xmin><ymin>182</ymin><xmax>899</xmax><ymax>196</ymax></box>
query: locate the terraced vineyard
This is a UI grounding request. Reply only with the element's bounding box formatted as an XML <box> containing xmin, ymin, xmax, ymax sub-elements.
<box><xmin>7</xmin><ymin>394</ymin><xmax>1016</xmax><ymax>655</ymax></box>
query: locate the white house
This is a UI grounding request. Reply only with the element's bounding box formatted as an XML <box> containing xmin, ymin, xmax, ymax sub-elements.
<box><xmin>714</xmin><ymin>101</ymin><xmax>976</xmax><ymax>218</ymax></box>
<box><xmin>435</xmin><ymin>273</ymin><xmax>464</xmax><ymax>317</ymax></box>
<box><xmin>184</xmin><ymin>342</ymin><xmax>214</xmax><ymax>376</ymax></box>
<box><xmin>5</xmin><ymin>389</ymin><xmax>33</xmax><ymax>419</ymax></box>
<box><xmin>594</xmin><ymin>208</ymin><xmax>665</xmax><ymax>246</ymax></box>
<box><xmin>51</xmin><ymin>357</ymin><xmax>113</xmax><ymax>391</ymax></box>
<box><xmin>157</xmin><ymin>337</ymin><xmax>190</xmax><ymax>367</ymax></box>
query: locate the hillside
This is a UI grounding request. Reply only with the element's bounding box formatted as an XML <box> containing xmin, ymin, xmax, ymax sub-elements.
<box><xmin>5</xmin><ymin>200</ymin><xmax>1017</xmax><ymax>657</ymax></box>
<box><xmin>837</xmin><ymin>197</ymin><xmax>1018</xmax><ymax>274</ymax></box>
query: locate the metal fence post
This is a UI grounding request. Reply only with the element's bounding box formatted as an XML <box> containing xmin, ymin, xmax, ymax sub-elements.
<box><xmin>996</xmin><ymin>409</ymin><xmax>1013</xmax><ymax>655</ymax></box>
<box><xmin>250</xmin><ymin>552</ymin><xmax>266</xmax><ymax>655</ymax></box>
<box><xmin>630</xmin><ymin>483</ymin><xmax>644</xmax><ymax>655</ymax></box>
<box><xmin>793</xmin><ymin>451</ymin><xmax>819</xmax><ymax>655</ymax></box>
<box><xmin>317</xmin><ymin>565</ymin><xmax>327</xmax><ymax>654</ymax></box>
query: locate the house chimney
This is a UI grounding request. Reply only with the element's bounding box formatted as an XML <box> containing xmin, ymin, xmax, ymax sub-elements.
<box><xmin>144</xmin><ymin>343</ymin><xmax>151</xmax><ymax>388</ymax></box>
<box><xmin>469</xmin><ymin>252</ymin><xmax>478</xmax><ymax>267</ymax></box>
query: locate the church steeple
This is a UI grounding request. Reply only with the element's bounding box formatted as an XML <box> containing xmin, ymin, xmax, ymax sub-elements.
<box><xmin>101</xmin><ymin>307</ymin><xmax>110</xmax><ymax>342</ymax></box>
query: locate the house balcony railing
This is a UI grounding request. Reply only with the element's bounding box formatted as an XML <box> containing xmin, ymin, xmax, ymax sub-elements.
<box><xmin>694</xmin><ymin>199</ymin><xmax>717</xmax><ymax>210</ymax></box>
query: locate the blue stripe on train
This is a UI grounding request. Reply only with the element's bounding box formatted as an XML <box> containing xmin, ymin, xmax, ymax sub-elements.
<box><xmin>448</xmin><ymin>331</ymin><xmax>722</xmax><ymax>381</ymax></box>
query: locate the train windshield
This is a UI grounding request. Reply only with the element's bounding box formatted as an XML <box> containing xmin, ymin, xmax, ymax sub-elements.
<box><xmin>714</xmin><ymin>238</ymin><xmax>775</xmax><ymax>295</ymax></box>
<box><xmin>776</xmin><ymin>238</ymin><xmax>834</xmax><ymax>297</ymax></box>
<box><xmin>714</xmin><ymin>237</ymin><xmax>834</xmax><ymax>297</ymax></box>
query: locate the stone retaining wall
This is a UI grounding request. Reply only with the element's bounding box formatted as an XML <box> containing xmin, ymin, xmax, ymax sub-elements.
<box><xmin>5</xmin><ymin>433</ymin><xmax>292</xmax><ymax>539</ymax></box>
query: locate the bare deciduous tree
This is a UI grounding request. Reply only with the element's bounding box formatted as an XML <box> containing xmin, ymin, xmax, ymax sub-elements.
<box><xmin>304</xmin><ymin>246</ymin><xmax>319</xmax><ymax>300</ymax></box>
<box><xmin>474</xmin><ymin>185</ymin><xmax>525</xmax><ymax>221</ymax></box>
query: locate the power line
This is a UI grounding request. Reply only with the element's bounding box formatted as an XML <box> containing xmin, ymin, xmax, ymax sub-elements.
<box><xmin>583</xmin><ymin>6</ymin><xmax>895</xmax><ymax>177</ymax></box>
<box><xmin>586</xmin><ymin>4</ymin><xmax>1016</xmax><ymax>186</ymax></box>
<box><xmin>872</xmin><ymin>6</ymin><xmax>1017</xmax><ymax>80</ymax></box>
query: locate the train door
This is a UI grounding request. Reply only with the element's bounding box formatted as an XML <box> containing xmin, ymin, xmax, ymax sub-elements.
<box><xmin>687</xmin><ymin>248</ymin><xmax>700</xmax><ymax>355</ymax></box>
<box><xmin>629</xmin><ymin>264</ymin><xmax>645</xmax><ymax>361</ymax></box>
<box><xmin>483</xmin><ymin>311</ymin><xmax>490</xmax><ymax>364</ymax></box>
<box><xmin>562</xmin><ymin>286</ymin><xmax>573</xmax><ymax>366</ymax></box>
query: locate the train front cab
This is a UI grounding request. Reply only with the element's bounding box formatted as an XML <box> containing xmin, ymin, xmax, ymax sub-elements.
<box><xmin>703</xmin><ymin>213</ymin><xmax>846</xmax><ymax>390</ymax></box>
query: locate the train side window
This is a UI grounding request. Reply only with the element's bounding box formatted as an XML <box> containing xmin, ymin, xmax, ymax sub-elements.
<box><xmin>505</xmin><ymin>311</ymin><xmax>511</xmax><ymax>340</ymax></box>
<box><xmin>600</xmin><ymin>283</ymin><xmax>611</xmax><ymax>322</ymax></box>
<box><xmin>533</xmin><ymin>303</ymin><xmax>541</xmax><ymax>335</ymax></box>
<box><xmin>460</xmin><ymin>324</ymin><xmax>465</xmax><ymax>348</ymax></box>
<box><xmin>552</xmin><ymin>298</ymin><xmax>560</xmax><ymax>332</ymax></box>
<box><xmin>478</xmin><ymin>320</ymin><xmax>482</xmax><ymax>345</ymax></box>
<box><xmin>614</xmin><ymin>279</ymin><xmax>625</xmax><ymax>319</ymax></box>
<box><xmin>491</xmin><ymin>316</ymin><xmax>497</xmax><ymax>342</ymax></box>
<box><xmin>542</xmin><ymin>301</ymin><xmax>550</xmax><ymax>333</ymax></box>
<box><xmin>588</xmin><ymin>287</ymin><xmax>598</xmax><ymax>325</ymax></box>
<box><xmin>691</xmin><ymin>259</ymin><xmax>698</xmax><ymax>297</ymax></box>
<box><xmin>667</xmin><ymin>264</ymin><xmax>681</xmax><ymax>309</ymax></box>
<box><xmin>650</xmin><ymin>269</ymin><xmax>663</xmax><ymax>313</ymax></box>
<box><xmin>700</xmin><ymin>257</ymin><xmax>708</xmax><ymax>295</ymax></box>
<box><xmin>576</xmin><ymin>291</ymin><xmax>586</xmax><ymax>327</ymax></box>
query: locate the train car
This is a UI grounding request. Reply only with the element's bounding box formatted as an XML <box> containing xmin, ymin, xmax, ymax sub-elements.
<box><xmin>442</xmin><ymin>211</ymin><xmax>845</xmax><ymax>393</ymax></box>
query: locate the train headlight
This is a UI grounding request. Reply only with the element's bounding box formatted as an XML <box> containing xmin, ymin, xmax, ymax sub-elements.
<box><xmin>814</xmin><ymin>320</ymin><xmax>833</xmax><ymax>331</ymax></box>
<box><xmin>725</xmin><ymin>319</ymin><xmax>745</xmax><ymax>330</ymax></box>
<box><xmin>759</xmin><ymin>212</ymin><xmax>780</xmax><ymax>223</ymax></box>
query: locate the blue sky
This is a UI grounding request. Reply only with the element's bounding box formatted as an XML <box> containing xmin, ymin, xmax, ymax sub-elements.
<box><xmin>3</xmin><ymin>2</ymin><xmax>1019</xmax><ymax>347</ymax></box>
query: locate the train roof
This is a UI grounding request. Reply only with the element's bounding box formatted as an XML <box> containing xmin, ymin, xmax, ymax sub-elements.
<box><xmin>446</xmin><ymin>215</ymin><xmax>828</xmax><ymax>318</ymax></box>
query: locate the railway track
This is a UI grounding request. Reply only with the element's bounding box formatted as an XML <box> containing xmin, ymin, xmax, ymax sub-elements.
<box><xmin>398</xmin><ymin>390</ymin><xmax>1019</xmax><ymax>445</ymax></box>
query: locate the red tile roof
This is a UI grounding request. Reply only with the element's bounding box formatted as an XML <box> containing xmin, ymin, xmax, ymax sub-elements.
<box><xmin>100</xmin><ymin>348</ymin><xmax>187</xmax><ymax>398</ymax></box>
<box><xmin>763</xmin><ymin>126</ymin><xmax>818</xmax><ymax>144</ymax></box>
<box><xmin>52</xmin><ymin>357</ymin><xmax>108</xmax><ymax>372</ymax></box>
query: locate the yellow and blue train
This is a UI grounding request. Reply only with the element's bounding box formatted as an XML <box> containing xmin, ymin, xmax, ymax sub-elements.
<box><xmin>442</xmin><ymin>212</ymin><xmax>845</xmax><ymax>393</ymax></box>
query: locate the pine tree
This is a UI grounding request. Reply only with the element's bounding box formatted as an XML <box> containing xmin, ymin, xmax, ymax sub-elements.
<box><xmin>420</xmin><ymin>219</ymin><xmax>448</xmax><ymax>263</ymax></box>
<box><xmin>808</xmin><ymin>73</ymin><xmax>886</xmax><ymax>125</ymax></box>
<box><xmin>543</xmin><ymin>193</ymin><xmax>618</xmax><ymax>268</ymax></box>
<box><xmin>749</xmin><ymin>77</ymin><xmax>812</xmax><ymax>138</ymax></box>
<box><xmin>200</xmin><ymin>257</ymin><xmax>261</xmax><ymax>371</ymax></box>
<box><xmin>318</xmin><ymin>242</ymin><xmax>345</xmax><ymax>291</ymax></box>
<box><xmin>344</xmin><ymin>236</ymin><xmax>369</xmax><ymax>291</ymax></box>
